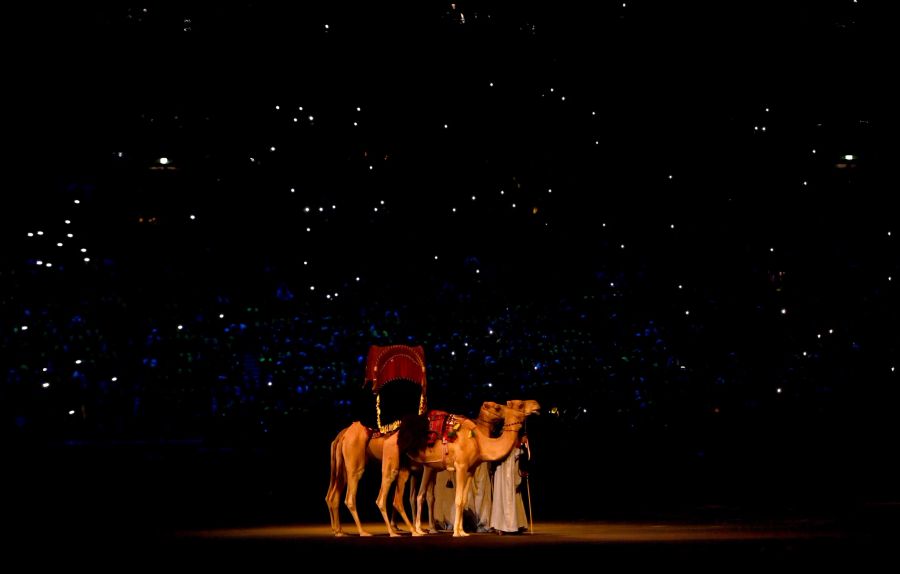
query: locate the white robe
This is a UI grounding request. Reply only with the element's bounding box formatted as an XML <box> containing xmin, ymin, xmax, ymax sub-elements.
<box><xmin>431</xmin><ymin>462</ymin><xmax>492</xmax><ymax>532</ymax></box>
<box><xmin>489</xmin><ymin>447</ymin><xmax>528</xmax><ymax>533</ymax></box>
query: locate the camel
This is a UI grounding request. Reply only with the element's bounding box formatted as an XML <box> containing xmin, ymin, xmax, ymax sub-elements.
<box><xmin>326</xmin><ymin>401</ymin><xmax>506</xmax><ymax>537</ymax></box>
<box><xmin>386</xmin><ymin>399</ymin><xmax>541</xmax><ymax>537</ymax></box>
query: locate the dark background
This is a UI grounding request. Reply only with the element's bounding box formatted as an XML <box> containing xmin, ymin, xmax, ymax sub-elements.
<box><xmin>4</xmin><ymin>1</ymin><xmax>895</xmax><ymax>534</ymax></box>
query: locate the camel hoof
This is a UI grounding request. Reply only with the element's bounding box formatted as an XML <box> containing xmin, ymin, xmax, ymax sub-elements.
<box><xmin>412</xmin><ymin>530</ymin><xmax>426</xmax><ymax>537</ymax></box>
<box><xmin>359</xmin><ymin>531</ymin><xmax>373</xmax><ymax>537</ymax></box>
<box><xmin>389</xmin><ymin>532</ymin><xmax>402</xmax><ymax>538</ymax></box>
<box><xmin>334</xmin><ymin>531</ymin><xmax>348</xmax><ymax>537</ymax></box>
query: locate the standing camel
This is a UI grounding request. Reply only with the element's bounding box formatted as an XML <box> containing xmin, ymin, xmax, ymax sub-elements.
<box><xmin>326</xmin><ymin>401</ymin><xmax>506</xmax><ymax>536</ymax></box>
<box><xmin>387</xmin><ymin>399</ymin><xmax>540</xmax><ymax>537</ymax></box>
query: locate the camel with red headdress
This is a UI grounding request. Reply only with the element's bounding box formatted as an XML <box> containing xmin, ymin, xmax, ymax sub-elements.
<box><xmin>325</xmin><ymin>345</ymin><xmax>427</xmax><ymax>536</ymax></box>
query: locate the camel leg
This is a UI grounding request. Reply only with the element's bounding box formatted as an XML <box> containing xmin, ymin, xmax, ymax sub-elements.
<box><xmin>452</xmin><ymin>465</ymin><xmax>472</xmax><ymax>537</ymax></box>
<box><xmin>391</xmin><ymin>468</ymin><xmax>416</xmax><ymax>533</ymax></box>
<box><xmin>325</xmin><ymin>433</ymin><xmax>347</xmax><ymax>535</ymax></box>
<box><xmin>425</xmin><ymin>470</ymin><xmax>437</xmax><ymax>533</ymax></box>
<box><xmin>376</xmin><ymin>437</ymin><xmax>402</xmax><ymax>537</ymax></box>
<box><xmin>414</xmin><ymin>467</ymin><xmax>434</xmax><ymax>535</ymax></box>
<box><xmin>344</xmin><ymin>465</ymin><xmax>372</xmax><ymax>536</ymax></box>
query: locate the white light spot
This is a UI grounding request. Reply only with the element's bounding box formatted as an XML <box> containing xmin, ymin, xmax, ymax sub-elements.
<box><xmin>42</xmin><ymin>382</ymin><xmax>49</xmax><ymax>388</ymax></box>
<box><xmin>219</xmin><ymin>314</ymin><xmax>225</xmax><ymax>319</ymax></box>
<box><xmin>189</xmin><ymin>214</ymin><xmax>196</xmax><ymax>220</ymax></box>
<box><xmin>677</xmin><ymin>284</ymin><xmax>683</xmax><ymax>289</ymax></box>
<box><xmin>73</xmin><ymin>200</ymin><xmax>80</xmax><ymax>205</ymax></box>
<box><xmin>620</xmin><ymin>244</ymin><xmax>625</xmax><ymax>249</ymax></box>
<box><xmin>177</xmin><ymin>325</ymin><xmax>183</xmax><ymax>330</ymax></box>
<box><xmin>451</xmin><ymin>208</ymin><xmax>456</xmax><ymax>213</ymax></box>
<box><xmin>443</xmin><ymin>124</ymin><xmax>448</xmax><ymax>129</ymax></box>
<box><xmin>111</xmin><ymin>377</ymin><xmax>118</xmax><ymax>382</ymax></box>
<box><xmin>471</xmin><ymin>195</ymin><xmax>476</xmax><ymax>201</ymax></box>
<box><xmin>304</xmin><ymin>206</ymin><xmax>310</xmax><ymax>213</ymax></box>
<box><xmin>75</xmin><ymin>359</ymin><xmax>82</xmax><ymax>365</ymax></box>
<box><xmin>37</xmin><ymin>231</ymin><xmax>44</xmax><ymax>236</ymax></box>
<box><xmin>310</xmin><ymin>285</ymin><xmax>315</xmax><ymax>291</ymax></box>
<box><xmin>306</xmin><ymin>227</ymin><xmax>311</xmax><ymax>232</ymax></box>
<box><xmin>69</xmin><ymin>410</ymin><xmax>76</xmax><ymax>415</ymax></box>
<box><xmin>355</xmin><ymin>276</ymin><xmax>360</xmax><ymax>281</ymax></box>
<box><xmin>434</xmin><ymin>255</ymin><xmax>439</xmax><ymax>260</ymax></box>
<box><xmin>36</xmin><ymin>260</ymin><xmax>43</xmax><ymax>265</ymax></box>
<box><xmin>843</xmin><ymin>154</ymin><xmax>855</xmax><ymax>161</ymax></box>
<box><xmin>356</xmin><ymin>107</ymin><xmax>361</xmax><ymax>112</ymax></box>
<box><xmin>64</xmin><ymin>220</ymin><xmax>71</xmax><ymax>225</ymax></box>
<box><xmin>267</xmin><ymin>381</ymin><xmax>273</xmax><ymax>386</ymax></box>
<box><xmin>45</xmin><ymin>263</ymin><xmax>52</xmax><ymax>268</ymax></box>
<box><xmin>83</xmin><ymin>257</ymin><xmax>90</xmax><ymax>263</ymax></box>
<box><xmin>56</xmin><ymin>242</ymin><xmax>63</xmax><ymax>247</ymax></box>
<box><xmin>776</xmin><ymin>387</ymin><xmax>782</xmax><ymax>394</ymax></box>
<box><xmin>159</xmin><ymin>157</ymin><xmax>169</xmax><ymax>165</ymax></box>
<box><xmin>290</xmin><ymin>188</ymin><xmax>295</xmax><ymax>193</ymax></box>
<box><xmin>27</xmin><ymin>232</ymin><xmax>33</xmax><ymax>237</ymax></box>
<box><xmin>275</xmin><ymin>105</ymin><xmax>280</xmax><ymax>110</ymax></box>
<box><xmin>685</xmin><ymin>310</ymin><xmax>690</xmax><ymax>315</ymax></box>
<box><xmin>828</xmin><ymin>329</ymin><xmax>833</xmax><ymax>334</ymax></box>
<box><xmin>270</xmin><ymin>146</ymin><xmax>276</xmax><ymax>152</ymax></box>
<box><xmin>293</xmin><ymin>117</ymin><xmax>298</xmax><ymax>122</ymax></box>
<box><xmin>781</xmin><ymin>308</ymin><xmax>787</xmax><ymax>315</ymax></box>
<box><xmin>21</xmin><ymin>325</ymin><xmax>28</xmax><ymax>331</ymax></box>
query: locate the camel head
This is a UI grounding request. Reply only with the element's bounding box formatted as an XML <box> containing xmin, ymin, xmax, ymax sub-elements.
<box><xmin>479</xmin><ymin>401</ymin><xmax>506</xmax><ymax>423</ymax></box>
<box><xmin>505</xmin><ymin>399</ymin><xmax>541</xmax><ymax>416</ymax></box>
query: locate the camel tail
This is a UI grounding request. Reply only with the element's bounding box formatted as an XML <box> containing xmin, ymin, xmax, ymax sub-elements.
<box><xmin>398</xmin><ymin>413</ymin><xmax>429</xmax><ymax>456</ymax></box>
<box><xmin>327</xmin><ymin>427</ymin><xmax>349</xmax><ymax>497</ymax></box>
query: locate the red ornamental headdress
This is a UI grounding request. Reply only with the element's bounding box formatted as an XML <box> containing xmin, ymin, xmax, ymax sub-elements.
<box><xmin>364</xmin><ymin>345</ymin><xmax>427</xmax><ymax>433</ymax></box>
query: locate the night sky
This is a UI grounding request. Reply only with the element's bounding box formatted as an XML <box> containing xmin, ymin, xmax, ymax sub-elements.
<box><xmin>4</xmin><ymin>2</ymin><xmax>896</xmax><ymax>528</ymax></box>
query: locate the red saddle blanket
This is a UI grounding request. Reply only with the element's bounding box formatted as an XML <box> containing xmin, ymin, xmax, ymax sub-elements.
<box><xmin>426</xmin><ymin>410</ymin><xmax>460</xmax><ymax>447</ymax></box>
